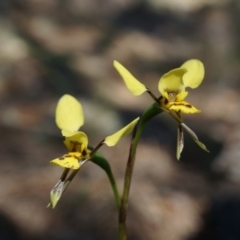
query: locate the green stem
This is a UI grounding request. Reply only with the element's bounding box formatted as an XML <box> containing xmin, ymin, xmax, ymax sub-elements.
<box><xmin>118</xmin><ymin>103</ymin><xmax>163</xmax><ymax>240</ymax></box>
<box><xmin>108</xmin><ymin>167</ymin><xmax>121</xmax><ymax>209</ymax></box>
<box><xmin>90</xmin><ymin>152</ymin><xmax>121</xmax><ymax>209</ymax></box>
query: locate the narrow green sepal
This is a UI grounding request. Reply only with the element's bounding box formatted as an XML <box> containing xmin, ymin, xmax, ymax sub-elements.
<box><xmin>48</xmin><ymin>180</ymin><xmax>65</xmax><ymax>209</ymax></box>
<box><xmin>181</xmin><ymin>123</ymin><xmax>209</xmax><ymax>152</ymax></box>
<box><xmin>176</xmin><ymin>124</ymin><xmax>184</xmax><ymax>160</ymax></box>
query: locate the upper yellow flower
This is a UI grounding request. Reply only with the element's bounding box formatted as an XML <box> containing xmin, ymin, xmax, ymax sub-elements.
<box><xmin>114</xmin><ymin>59</ymin><xmax>205</xmax><ymax>114</ymax></box>
<box><xmin>50</xmin><ymin>94</ymin><xmax>139</xmax><ymax>170</ymax></box>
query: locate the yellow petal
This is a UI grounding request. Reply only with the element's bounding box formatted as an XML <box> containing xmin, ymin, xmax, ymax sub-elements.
<box><xmin>50</xmin><ymin>152</ymin><xmax>81</xmax><ymax>169</ymax></box>
<box><xmin>181</xmin><ymin>59</ymin><xmax>205</xmax><ymax>89</ymax></box>
<box><xmin>56</xmin><ymin>94</ymin><xmax>84</xmax><ymax>132</ymax></box>
<box><xmin>114</xmin><ymin>61</ymin><xmax>147</xmax><ymax>96</ymax></box>
<box><xmin>61</xmin><ymin>129</ymin><xmax>77</xmax><ymax>137</ymax></box>
<box><xmin>176</xmin><ymin>91</ymin><xmax>188</xmax><ymax>102</ymax></box>
<box><xmin>104</xmin><ymin>117</ymin><xmax>139</xmax><ymax>146</ymax></box>
<box><xmin>169</xmin><ymin>101</ymin><xmax>200</xmax><ymax>114</ymax></box>
<box><xmin>158</xmin><ymin>68</ymin><xmax>187</xmax><ymax>96</ymax></box>
<box><xmin>63</xmin><ymin>131</ymin><xmax>89</xmax><ymax>152</ymax></box>
<box><xmin>162</xmin><ymin>91</ymin><xmax>169</xmax><ymax>100</ymax></box>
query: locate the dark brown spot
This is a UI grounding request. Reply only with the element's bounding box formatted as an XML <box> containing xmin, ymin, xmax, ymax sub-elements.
<box><xmin>82</xmin><ymin>149</ymin><xmax>87</xmax><ymax>156</ymax></box>
<box><xmin>172</xmin><ymin>103</ymin><xmax>192</xmax><ymax>108</ymax></box>
<box><xmin>59</xmin><ymin>157</ymin><xmax>64</xmax><ymax>160</ymax></box>
<box><xmin>164</xmin><ymin>98</ymin><xmax>168</xmax><ymax>105</ymax></box>
<box><xmin>70</xmin><ymin>141</ymin><xmax>82</xmax><ymax>152</ymax></box>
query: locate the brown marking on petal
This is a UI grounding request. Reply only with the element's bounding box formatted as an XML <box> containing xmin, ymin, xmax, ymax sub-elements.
<box><xmin>164</xmin><ymin>98</ymin><xmax>168</xmax><ymax>105</ymax></box>
<box><xmin>73</xmin><ymin>155</ymin><xmax>79</xmax><ymax>160</ymax></box>
<box><xmin>59</xmin><ymin>157</ymin><xmax>65</xmax><ymax>160</ymax></box>
<box><xmin>82</xmin><ymin>149</ymin><xmax>87</xmax><ymax>157</ymax></box>
<box><xmin>64</xmin><ymin>154</ymin><xmax>71</xmax><ymax>158</ymax></box>
<box><xmin>172</xmin><ymin>103</ymin><xmax>193</xmax><ymax>108</ymax></box>
<box><xmin>70</xmin><ymin>141</ymin><xmax>82</xmax><ymax>152</ymax></box>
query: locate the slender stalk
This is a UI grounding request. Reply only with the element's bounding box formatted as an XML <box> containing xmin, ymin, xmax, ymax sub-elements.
<box><xmin>60</xmin><ymin>168</ymin><xmax>70</xmax><ymax>181</ymax></box>
<box><xmin>107</xmin><ymin>165</ymin><xmax>121</xmax><ymax>209</ymax></box>
<box><xmin>118</xmin><ymin>126</ymin><xmax>138</xmax><ymax>240</ymax></box>
<box><xmin>176</xmin><ymin>113</ymin><xmax>184</xmax><ymax>160</ymax></box>
<box><xmin>90</xmin><ymin>140</ymin><xmax>105</xmax><ymax>156</ymax></box>
<box><xmin>90</xmin><ymin>152</ymin><xmax>121</xmax><ymax>209</ymax></box>
<box><xmin>146</xmin><ymin>89</ymin><xmax>159</xmax><ymax>103</ymax></box>
<box><xmin>118</xmin><ymin>103</ymin><xmax>163</xmax><ymax>240</ymax></box>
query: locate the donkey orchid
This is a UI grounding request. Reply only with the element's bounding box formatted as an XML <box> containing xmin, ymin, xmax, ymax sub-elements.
<box><xmin>51</xmin><ymin>94</ymin><xmax>139</xmax><ymax>169</ymax></box>
<box><xmin>114</xmin><ymin>59</ymin><xmax>204</xmax><ymax>114</ymax></box>
<box><xmin>114</xmin><ymin>59</ymin><xmax>208</xmax><ymax>159</ymax></box>
<box><xmin>49</xmin><ymin>94</ymin><xmax>139</xmax><ymax>208</ymax></box>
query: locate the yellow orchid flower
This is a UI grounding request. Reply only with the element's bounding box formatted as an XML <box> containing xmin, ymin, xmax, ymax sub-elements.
<box><xmin>114</xmin><ymin>59</ymin><xmax>204</xmax><ymax>114</ymax></box>
<box><xmin>50</xmin><ymin>94</ymin><xmax>139</xmax><ymax>170</ymax></box>
<box><xmin>114</xmin><ymin>60</ymin><xmax>208</xmax><ymax>159</ymax></box>
<box><xmin>48</xmin><ymin>94</ymin><xmax>139</xmax><ymax>208</ymax></box>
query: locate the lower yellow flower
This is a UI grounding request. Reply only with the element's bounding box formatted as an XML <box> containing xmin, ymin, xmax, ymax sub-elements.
<box><xmin>51</xmin><ymin>94</ymin><xmax>139</xmax><ymax>167</ymax></box>
<box><xmin>48</xmin><ymin>94</ymin><xmax>139</xmax><ymax>208</ymax></box>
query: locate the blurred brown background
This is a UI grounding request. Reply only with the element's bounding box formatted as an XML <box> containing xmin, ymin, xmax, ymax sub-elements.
<box><xmin>1</xmin><ymin>0</ymin><xmax>240</xmax><ymax>239</ymax></box>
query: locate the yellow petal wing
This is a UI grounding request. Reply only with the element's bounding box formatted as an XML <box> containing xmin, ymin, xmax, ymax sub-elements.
<box><xmin>158</xmin><ymin>68</ymin><xmax>187</xmax><ymax>96</ymax></box>
<box><xmin>104</xmin><ymin>117</ymin><xmax>139</xmax><ymax>146</ymax></box>
<box><xmin>50</xmin><ymin>152</ymin><xmax>81</xmax><ymax>169</ymax></box>
<box><xmin>114</xmin><ymin>61</ymin><xmax>147</xmax><ymax>96</ymax></box>
<box><xmin>181</xmin><ymin>59</ymin><xmax>205</xmax><ymax>89</ymax></box>
<box><xmin>169</xmin><ymin>101</ymin><xmax>200</xmax><ymax>114</ymax></box>
<box><xmin>176</xmin><ymin>91</ymin><xmax>188</xmax><ymax>102</ymax></box>
<box><xmin>63</xmin><ymin>131</ymin><xmax>89</xmax><ymax>152</ymax></box>
<box><xmin>56</xmin><ymin>94</ymin><xmax>84</xmax><ymax>132</ymax></box>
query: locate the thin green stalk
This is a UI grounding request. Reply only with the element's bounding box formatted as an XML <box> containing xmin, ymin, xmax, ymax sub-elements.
<box><xmin>107</xmin><ymin>166</ymin><xmax>121</xmax><ymax>209</ymax></box>
<box><xmin>118</xmin><ymin>103</ymin><xmax>163</xmax><ymax>240</ymax></box>
<box><xmin>91</xmin><ymin>152</ymin><xmax>121</xmax><ymax>209</ymax></box>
